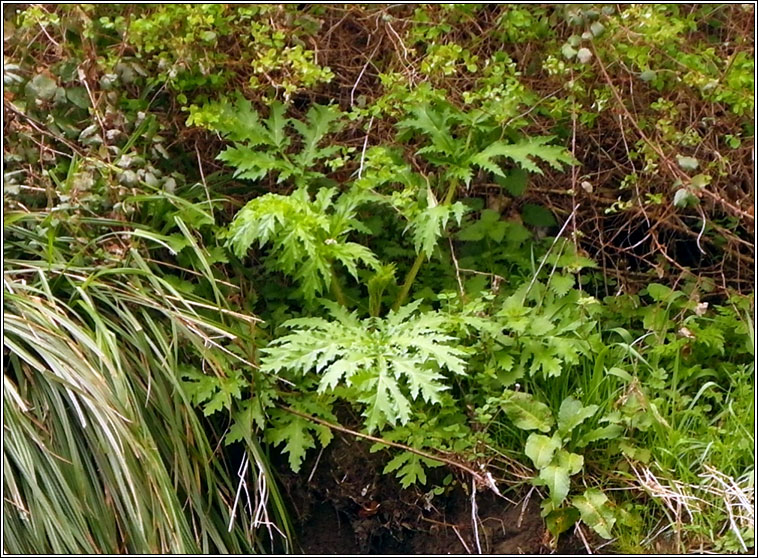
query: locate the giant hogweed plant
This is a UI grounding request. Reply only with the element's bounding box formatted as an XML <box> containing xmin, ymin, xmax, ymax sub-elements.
<box><xmin>187</xmin><ymin>95</ymin><xmax>628</xmax><ymax>537</ymax></box>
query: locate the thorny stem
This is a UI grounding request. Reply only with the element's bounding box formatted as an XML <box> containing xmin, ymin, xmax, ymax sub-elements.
<box><xmin>393</xmin><ymin>179</ymin><xmax>459</xmax><ymax>311</ymax></box>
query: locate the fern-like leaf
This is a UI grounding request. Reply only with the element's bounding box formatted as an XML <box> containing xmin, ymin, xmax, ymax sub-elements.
<box><xmin>189</xmin><ymin>96</ymin><xmax>344</xmax><ymax>187</ymax></box>
<box><xmin>218</xmin><ymin>147</ymin><xmax>282</xmax><ymax>181</ymax></box>
<box><xmin>291</xmin><ymin>104</ymin><xmax>343</xmax><ymax>166</ymax></box>
<box><xmin>409</xmin><ymin>201</ymin><xmax>469</xmax><ymax>259</ymax></box>
<box><xmin>261</xmin><ymin>302</ymin><xmax>468</xmax><ymax>432</ymax></box>
<box><xmin>397</xmin><ymin>103</ymin><xmax>460</xmax><ymax>157</ymax></box>
<box><xmin>472</xmin><ymin>136</ymin><xmax>576</xmax><ymax>176</ymax></box>
<box><xmin>226</xmin><ymin>188</ymin><xmax>378</xmax><ymax>300</ymax></box>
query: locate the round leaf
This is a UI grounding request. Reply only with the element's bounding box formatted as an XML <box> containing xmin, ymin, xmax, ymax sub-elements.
<box><xmin>590</xmin><ymin>22</ymin><xmax>605</xmax><ymax>37</ymax></box>
<box><xmin>676</xmin><ymin>155</ymin><xmax>699</xmax><ymax>171</ymax></box>
<box><xmin>521</xmin><ymin>204</ymin><xmax>557</xmax><ymax>227</ymax></box>
<box><xmin>525</xmin><ymin>433</ymin><xmax>561</xmax><ymax>469</ymax></box>
<box><xmin>66</xmin><ymin>87</ymin><xmax>90</xmax><ymax>109</ymax></box>
<box><xmin>640</xmin><ymin>69</ymin><xmax>656</xmax><ymax>82</ymax></box>
<box><xmin>562</xmin><ymin>44</ymin><xmax>578</xmax><ymax>59</ymax></box>
<box><xmin>25</xmin><ymin>73</ymin><xmax>58</xmax><ymax>100</ymax></box>
<box><xmin>577</xmin><ymin>48</ymin><xmax>593</xmax><ymax>64</ymax></box>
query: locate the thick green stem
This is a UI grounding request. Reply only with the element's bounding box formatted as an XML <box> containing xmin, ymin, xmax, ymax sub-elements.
<box><xmin>442</xmin><ymin>179</ymin><xmax>459</xmax><ymax>205</ymax></box>
<box><xmin>392</xmin><ymin>251</ymin><xmax>425</xmax><ymax>311</ymax></box>
<box><xmin>392</xmin><ymin>179</ymin><xmax>459</xmax><ymax>311</ymax></box>
<box><xmin>330</xmin><ymin>264</ymin><xmax>347</xmax><ymax>307</ymax></box>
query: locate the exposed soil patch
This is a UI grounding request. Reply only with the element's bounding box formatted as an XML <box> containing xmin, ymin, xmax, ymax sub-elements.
<box><xmin>276</xmin><ymin>434</ymin><xmax>591</xmax><ymax>554</ymax></box>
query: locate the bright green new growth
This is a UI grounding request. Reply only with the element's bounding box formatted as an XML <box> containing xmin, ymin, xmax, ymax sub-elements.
<box><xmin>190</xmin><ymin>96</ymin><xmax>380</xmax><ymax>302</ymax></box>
<box><xmin>226</xmin><ymin>187</ymin><xmax>378</xmax><ymax>301</ymax></box>
<box><xmin>261</xmin><ymin>300</ymin><xmax>467</xmax><ymax>433</ymax></box>
<box><xmin>188</xmin><ymin>95</ymin><xmax>343</xmax><ymax>186</ymax></box>
<box><xmin>396</xmin><ymin>102</ymin><xmax>576</xmax><ymax>187</ymax></box>
<box><xmin>503</xmin><ymin>390</ymin><xmax>619</xmax><ymax>539</ymax></box>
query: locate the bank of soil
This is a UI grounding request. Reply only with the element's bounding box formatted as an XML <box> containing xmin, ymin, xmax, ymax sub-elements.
<box><xmin>276</xmin><ymin>434</ymin><xmax>590</xmax><ymax>554</ymax></box>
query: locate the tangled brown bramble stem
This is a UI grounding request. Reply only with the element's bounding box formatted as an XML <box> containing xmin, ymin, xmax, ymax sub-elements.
<box><xmin>278</xmin><ymin>404</ymin><xmax>508</xmax><ymax>497</ymax></box>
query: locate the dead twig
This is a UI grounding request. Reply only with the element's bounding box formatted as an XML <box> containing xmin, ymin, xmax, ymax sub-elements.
<box><xmin>278</xmin><ymin>405</ymin><xmax>492</xmax><ymax>489</ymax></box>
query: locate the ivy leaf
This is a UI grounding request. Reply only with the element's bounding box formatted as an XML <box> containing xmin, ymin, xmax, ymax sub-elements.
<box><xmin>572</xmin><ymin>489</ymin><xmax>616</xmax><ymax>539</ymax></box>
<box><xmin>500</xmin><ymin>390</ymin><xmax>555</xmax><ymax>432</ymax></box>
<box><xmin>562</xmin><ymin>44</ymin><xmax>578</xmax><ymax>59</ymax></box>
<box><xmin>525</xmin><ymin>433</ymin><xmax>561</xmax><ymax>469</ymax></box>
<box><xmin>456</xmin><ymin>209</ymin><xmax>506</xmax><ymax>243</ymax></box>
<box><xmin>676</xmin><ymin>155</ymin><xmax>699</xmax><ymax>172</ymax></box>
<box><xmin>619</xmin><ymin>441</ymin><xmax>651</xmax><ymax>463</ymax></box>
<box><xmin>66</xmin><ymin>87</ymin><xmax>90</xmax><ymax>109</ymax></box>
<box><xmin>590</xmin><ymin>22</ymin><xmax>606</xmax><ymax>37</ymax></box>
<box><xmin>577</xmin><ymin>48</ymin><xmax>593</xmax><ymax>64</ymax></box>
<box><xmin>640</xmin><ymin>69</ymin><xmax>656</xmax><ymax>82</ymax></box>
<box><xmin>645</xmin><ymin>283</ymin><xmax>674</xmax><ymax>302</ymax></box>
<box><xmin>25</xmin><ymin>73</ymin><xmax>58</xmax><ymax>100</ymax></box>
<box><xmin>673</xmin><ymin>188</ymin><xmax>699</xmax><ymax>208</ymax></box>
<box><xmin>557</xmin><ymin>396</ymin><xmax>599</xmax><ymax>437</ymax></box>
<box><xmin>499</xmin><ymin>167</ymin><xmax>529</xmax><ymax>197</ymax></box>
<box><xmin>690</xmin><ymin>173</ymin><xmax>710</xmax><ymax>190</ymax></box>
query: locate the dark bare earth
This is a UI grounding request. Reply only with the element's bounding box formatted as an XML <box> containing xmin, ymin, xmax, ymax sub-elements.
<box><xmin>278</xmin><ymin>435</ymin><xmax>590</xmax><ymax>555</ymax></box>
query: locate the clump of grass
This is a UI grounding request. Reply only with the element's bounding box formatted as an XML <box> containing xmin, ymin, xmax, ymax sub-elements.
<box><xmin>614</xmin><ymin>301</ymin><xmax>755</xmax><ymax>554</ymax></box>
<box><xmin>3</xmin><ymin>242</ymin><xmax>292</xmax><ymax>553</ymax></box>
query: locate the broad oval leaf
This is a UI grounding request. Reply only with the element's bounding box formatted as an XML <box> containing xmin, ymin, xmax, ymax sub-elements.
<box><xmin>534</xmin><ymin>449</ymin><xmax>584</xmax><ymax>506</ymax></box>
<box><xmin>501</xmin><ymin>390</ymin><xmax>554</xmax><ymax>432</ymax></box>
<box><xmin>572</xmin><ymin>488</ymin><xmax>616</xmax><ymax>539</ymax></box>
<box><xmin>525</xmin><ymin>433</ymin><xmax>561</xmax><ymax>469</ymax></box>
<box><xmin>557</xmin><ymin>396</ymin><xmax>599</xmax><ymax>437</ymax></box>
<box><xmin>536</xmin><ymin>463</ymin><xmax>570</xmax><ymax>506</ymax></box>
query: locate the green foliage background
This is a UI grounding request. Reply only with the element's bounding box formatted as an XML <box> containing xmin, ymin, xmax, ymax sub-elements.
<box><xmin>3</xmin><ymin>4</ymin><xmax>754</xmax><ymax>554</ymax></box>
